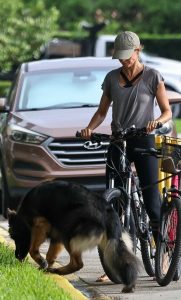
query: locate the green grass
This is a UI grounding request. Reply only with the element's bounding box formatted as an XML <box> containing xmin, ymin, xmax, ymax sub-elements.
<box><xmin>174</xmin><ymin>119</ymin><xmax>181</xmax><ymax>134</ymax></box>
<box><xmin>0</xmin><ymin>243</ymin><xmax>72</xmax><ymax>300</ymax></box>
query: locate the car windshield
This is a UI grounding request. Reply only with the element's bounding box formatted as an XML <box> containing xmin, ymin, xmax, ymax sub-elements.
<box><xmin>17</xmin><ymin>68</ymin><xmax>110</xmax><ymax>110</ymax></box>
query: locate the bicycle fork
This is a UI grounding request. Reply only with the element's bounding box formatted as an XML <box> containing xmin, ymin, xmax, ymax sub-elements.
<box><xmin>124</xmin><ymin>172</ymin><xmax>132</xmax><ymax>231</ymax></box>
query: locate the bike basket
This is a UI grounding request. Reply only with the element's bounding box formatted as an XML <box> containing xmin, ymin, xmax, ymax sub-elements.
<box><xmin>161</xmin><ymin>136</ymin><xmax>181</xmax><ymax>174</ymax></box>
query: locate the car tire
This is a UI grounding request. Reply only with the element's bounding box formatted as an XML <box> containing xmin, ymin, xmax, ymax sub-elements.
<box><xmin>1</xmin><ymin>164</ymin><xmax>11</xmax><ymax>218</ymax></box>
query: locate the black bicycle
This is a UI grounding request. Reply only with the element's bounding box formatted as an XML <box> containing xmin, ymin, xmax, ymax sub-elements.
<box><xmin>76</xmin><ymin>126</ymin><xmax>157</xmax><ymax>280</ymax></box>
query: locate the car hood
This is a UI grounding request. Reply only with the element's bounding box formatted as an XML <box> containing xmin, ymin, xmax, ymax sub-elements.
<box><xmin>11</xmin><ymin>108</ymin><xmax>112</xmax><ymax>138</ymax></box>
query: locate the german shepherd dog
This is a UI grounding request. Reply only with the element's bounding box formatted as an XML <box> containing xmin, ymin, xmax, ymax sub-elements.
<box><xmin>8</xmin><ymin>180</ymin><xmax>140</xmax><ymax>293</ymax></box>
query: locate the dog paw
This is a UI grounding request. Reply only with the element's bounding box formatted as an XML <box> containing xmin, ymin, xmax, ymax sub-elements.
<box><xmin>39</xmin><ymin>259</ymin><xmax>48</xmax><ymax>270</ymax></box>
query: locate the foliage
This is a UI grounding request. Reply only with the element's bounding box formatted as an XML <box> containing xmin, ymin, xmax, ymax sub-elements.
<box><xmin>40</xmin><ymin>0</ymin><xmax>181</xmax><ymax>34</ymax></box>
<box><xmin>0</xmin><ymin>81</ymin><xmax>11</xmax><ymax>97</ymax></box>
<box><xmin>1</xmin><ymin>0</ymin><xmax>181</xmax><ymax>73</ymax></box>
<box><xmin>175</xmin><ymin>119</ymin><xmax>181</xmax><ymax>134</ymax></box>
<box><xmin>0</xmin><ymin>0</ymin><xmax>59</xmax><ymax>72</ymax></box>
<box><xmin>0</xmin><ymin>243</ymin><xmax>72</xmax><ymax>300</ymax></box>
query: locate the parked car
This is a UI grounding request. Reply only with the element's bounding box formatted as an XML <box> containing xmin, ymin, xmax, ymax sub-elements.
<box><xmin>0</xmin><ymin>57</ymin><xmax>180</xmax><ymax>217</ymax></box>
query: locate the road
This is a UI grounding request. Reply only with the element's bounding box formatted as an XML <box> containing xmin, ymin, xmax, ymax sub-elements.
<box><xmin>0</xmin><ymin>216</ymin><xmax>181</xmax><ymax>300</ymax></box>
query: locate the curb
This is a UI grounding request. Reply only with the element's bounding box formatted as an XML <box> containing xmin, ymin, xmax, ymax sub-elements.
<box><xmin>0</xmin><ymin>226</ymin><xmax>88</xmax><ymax>300</ymax></box>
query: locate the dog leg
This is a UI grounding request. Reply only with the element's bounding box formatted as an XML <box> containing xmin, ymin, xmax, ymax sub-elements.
<box><xmin>46</xmin><ymin>242</ymin><xmax>64</xmax><ymax>268</ymax></box>
<box><xmin>29</xmin><ymin>217</ymin><xmax>51</xmax><ymax>270</ymax></box>
<box><xmin>48</xmin><ymin>251</ymin><xmax>83</xmax><ymax>275</ymax></box>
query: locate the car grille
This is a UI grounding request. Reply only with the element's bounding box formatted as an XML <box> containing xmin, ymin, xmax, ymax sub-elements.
<box><xmin>47</xmin><ymin>138</ymin><xmax>109</xmax><ymax>166</ymax></box>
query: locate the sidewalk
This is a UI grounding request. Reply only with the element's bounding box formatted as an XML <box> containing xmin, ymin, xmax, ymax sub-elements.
<box><xmin>1</xmin><ymin>217</ymin><xmax>181</xmax><ymax>300</ymax></box>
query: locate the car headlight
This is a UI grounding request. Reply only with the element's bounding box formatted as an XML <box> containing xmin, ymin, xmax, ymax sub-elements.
<box><xmin>7</xmin><ymin>124</ymin><xmax>48</xmax><ymax>144</ymax></box>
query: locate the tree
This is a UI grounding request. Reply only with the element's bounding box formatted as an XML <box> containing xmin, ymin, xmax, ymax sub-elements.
<box><xmin>0</xmin><ymin>0</ymin><xmax>59</xmax><ymax>72</ymax></box>
<box><xmin>1</xmin><ymin>0</ymin><xmax>181</xmax><ymax>73</ymax></box>
<box><xmin>41</xmin><ymin>0</ymin><xmax>181</xmax><ymax>34</ymax></box>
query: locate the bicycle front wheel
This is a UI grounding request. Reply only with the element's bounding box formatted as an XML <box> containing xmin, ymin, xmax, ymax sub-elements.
<box><xmin>155</xmin><ymin>197</ymin><xmax>181</xmax><ymax>286</ymax></box>
<box><xmin>105</xmin><ymin>187</ymin><xmax>136</xmax><ymax>249</ymax></box>
<box><xmin>98</xmin><ymin>188</ymin><xmax>137</xmax><ymax>283</ymax></box>
<box><xmin>98</xmin><ymin>188</ymin><xmax>122</xmax><ymax>283</ymax></box>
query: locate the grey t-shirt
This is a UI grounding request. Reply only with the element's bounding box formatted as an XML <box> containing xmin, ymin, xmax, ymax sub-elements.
<box><xmin>102</xmin><ymin>65</ymin><xmax>164</xmax><ymax>132</ymax></box>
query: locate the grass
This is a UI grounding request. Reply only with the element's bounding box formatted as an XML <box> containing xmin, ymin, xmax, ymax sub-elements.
<box><xmin>0</xmin><ymin>243</ymin><xmax>72</xmax><ymax>300</ymax></box>
<box><xmin>175</xmin><ymin>119</ymin><xmax>181</xmax><ymax>134</ymax></box>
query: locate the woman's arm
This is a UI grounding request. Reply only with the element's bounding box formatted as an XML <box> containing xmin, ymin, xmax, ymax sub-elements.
<box><xmin>147</xmin><ymin>81</ymin><xmax>172</xmax><ymax>133</ymax></box>
<box><xmin>81</xmin><ymin>92</ymin><xmax>112</xmax><ymax>138</ymax></box>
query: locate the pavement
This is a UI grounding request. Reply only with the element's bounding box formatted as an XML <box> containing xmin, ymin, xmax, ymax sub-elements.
<box><xmin>0</xmin><ymin>216</ymin><xmax>181</xmax><ymax>300</ymax></box>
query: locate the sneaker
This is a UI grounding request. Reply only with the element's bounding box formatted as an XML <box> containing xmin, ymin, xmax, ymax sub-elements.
<box><xmin>96</xmin><ymin>274</ymin><xmax>109</xmax><ymax>282</ymax></box>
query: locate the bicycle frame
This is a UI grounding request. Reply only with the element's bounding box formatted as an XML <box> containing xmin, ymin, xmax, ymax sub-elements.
<box><xmin>107</xmin><ymin>138</ymin><xmax>146</xmax><ymax>236</ymax></box>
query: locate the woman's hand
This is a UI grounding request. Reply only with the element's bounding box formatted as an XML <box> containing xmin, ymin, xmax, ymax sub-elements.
<box><xmin>81</xmin><ymin>127</ymin><xmax>93</xmax><ymax>139</ymax></box>
<box><xmin>146</xmin><ymin>121</ymin><xmax>162</xmax><ymax>133</ymax></box>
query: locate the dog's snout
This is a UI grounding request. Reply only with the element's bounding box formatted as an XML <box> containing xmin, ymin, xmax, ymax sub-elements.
<box><xmin>15</xmin><ymin>249</ymin><xmax>21</xmax><ymax>260</ymax></box>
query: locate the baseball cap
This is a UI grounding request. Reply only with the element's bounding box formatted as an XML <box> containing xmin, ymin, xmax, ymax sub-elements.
<box><xmin>112</xmin><ymin>31</ymin><xmax>140</xmax><ymax>60</ymax></box>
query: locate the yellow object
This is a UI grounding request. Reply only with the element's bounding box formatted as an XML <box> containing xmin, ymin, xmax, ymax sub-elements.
<box><xmin>155</xmin><ymin>135</ymin><xmax>171</xmax><ymax>193</ymax></box>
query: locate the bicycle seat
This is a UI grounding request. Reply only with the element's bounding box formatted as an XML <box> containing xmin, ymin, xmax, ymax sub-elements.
<box><xmin>161</xmin><ymin>157</ymin><xmax>180</xmax><ymax>174</ymax></box>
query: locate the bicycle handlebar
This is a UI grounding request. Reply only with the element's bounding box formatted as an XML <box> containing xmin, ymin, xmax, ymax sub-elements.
<box><xmin>76</xmin><ymin>131</ymin><xmax>110</xmax><ymax>142</ymax></box>
<box><xmin>76</xmin><ymin>123</ymin><xmax>163</xmax><ymax>142</ymax></box>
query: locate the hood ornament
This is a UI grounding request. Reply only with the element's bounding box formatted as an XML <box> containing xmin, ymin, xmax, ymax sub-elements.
<box><xmin>83</xmin><ymin>140</ymin><xmax>102</xmax><ymax>150</ymax></box>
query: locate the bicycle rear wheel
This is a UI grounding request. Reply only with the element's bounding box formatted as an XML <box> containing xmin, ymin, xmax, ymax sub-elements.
<box><xmin>139</xmin><ymin>204</ymin><xmax>155</xmax><ymax>277</ymax></box>
<box><xmin>131</xmin><ymin>177</ymin><xmax>156</xmax><ymax>277</ymax></box>
<box><xmin>155</xmin><ymin>197</ymin><xmax>181</xmax><ymax>286</ymax></box>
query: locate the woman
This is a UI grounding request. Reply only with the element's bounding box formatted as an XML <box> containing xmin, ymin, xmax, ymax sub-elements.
<box><xmin>80</xmin><ymin>31</ymin><xmax>172</xmax><ymax>281</ymax></box>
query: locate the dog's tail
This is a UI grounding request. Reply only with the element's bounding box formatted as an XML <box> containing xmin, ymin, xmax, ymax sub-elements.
<box><xmin>99</xmin><ymin>231</ymin><xmax>141</xmax><ymax>292</ymax></box>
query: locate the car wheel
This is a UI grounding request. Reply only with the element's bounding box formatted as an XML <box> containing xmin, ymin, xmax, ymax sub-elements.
<box><xmin>1</xmin><ymin>165</ymin><xmax>11</xmax><ymax>218</ymax></box>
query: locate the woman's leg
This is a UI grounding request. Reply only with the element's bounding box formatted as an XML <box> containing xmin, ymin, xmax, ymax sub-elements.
<box><xmin>130</xmin><ymin>136</ymin><xmax>161</xmax><ymax>242</ymax></box>
<box><xmin>135</xmin><ymin>154</ymin><xmax>161</xmax><ymax>241</ymax></box>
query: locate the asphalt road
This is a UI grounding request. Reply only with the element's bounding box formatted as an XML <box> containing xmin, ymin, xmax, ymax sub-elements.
<box><xmin>0</xmin><ymin>216</ymin><xmax>181</xmax><ymax>300</ymax></box>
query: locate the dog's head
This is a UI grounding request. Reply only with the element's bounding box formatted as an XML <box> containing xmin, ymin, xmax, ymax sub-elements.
<box><xmin>8</xmin><ymin>209</ymin><xmax>31</xmax><ymax>261</ymax></box>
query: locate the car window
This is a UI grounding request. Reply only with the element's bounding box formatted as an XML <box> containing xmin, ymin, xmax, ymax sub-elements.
<box><xmin>18</xmin><ymin>69</ymin><xmax>109</xmax><ymax>110</ymax></box>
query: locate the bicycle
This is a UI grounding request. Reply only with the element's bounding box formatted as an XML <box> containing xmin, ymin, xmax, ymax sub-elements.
<box><xmin>76</xmin><ymin>126</ymin><xmax>159</xmax><ymax>281</ymax></box>
<box><xmin>155</xmin><ymin>136</ymin><xmax>181</xmax><ymax>286</ymax></box>
<box><xmin>135</xmin><ymin>135</ymin><xmax>181</xmax><ymax>286</ymax></box>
